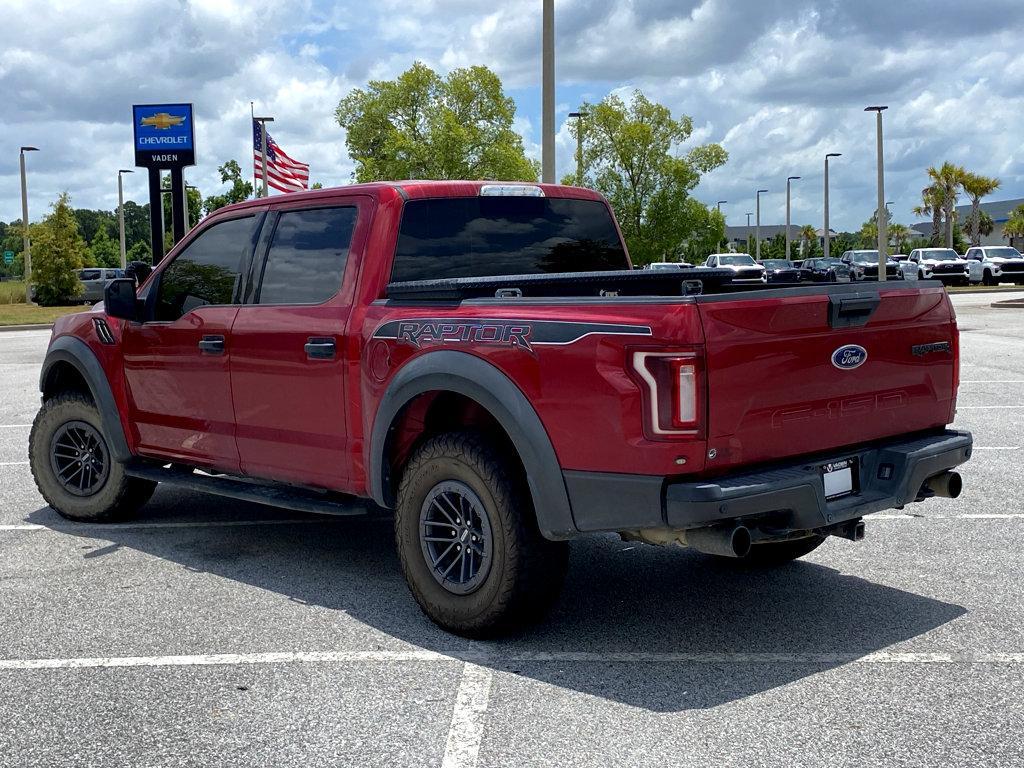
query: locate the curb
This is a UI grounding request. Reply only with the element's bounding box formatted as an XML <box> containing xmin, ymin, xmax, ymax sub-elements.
<box><xmin>992</xmin><ymin>299</ymin><xmax>1024</xmax><ymax>309</ymax></box>
<box><xmin>0</xmin><ymin>323</ymin><xmax>53</xmax><ymax>333</ymax></box>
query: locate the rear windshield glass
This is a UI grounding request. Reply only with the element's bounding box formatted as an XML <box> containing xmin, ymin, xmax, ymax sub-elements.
<box><xmin>391</xmin><ymin>196</ymin><xmax>628</xmax><ymax>282</ymax></box>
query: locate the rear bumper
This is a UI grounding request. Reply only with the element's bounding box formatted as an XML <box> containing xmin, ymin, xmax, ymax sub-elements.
<box><xmin>565</xmin><ymin>429</ymin><xmax>972</xmax><ymax>534</ymax></box>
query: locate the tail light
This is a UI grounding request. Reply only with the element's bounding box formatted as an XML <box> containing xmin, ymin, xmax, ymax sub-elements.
<box><xmin>630</xmin><ymin>351</ymin><xmax>704</xmax><ymax>438</ymax></box>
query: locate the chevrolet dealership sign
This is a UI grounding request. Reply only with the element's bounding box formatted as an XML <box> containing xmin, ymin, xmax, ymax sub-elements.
<box><xmin>132</xmin><ymin>103</ymin><xmax>195</xmax><ymax>167</ymax></box>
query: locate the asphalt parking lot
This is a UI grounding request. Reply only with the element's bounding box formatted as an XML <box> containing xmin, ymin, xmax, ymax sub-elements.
<box><xmin>1</xmin><ymin>292</ymin><xmax>1022</xmax><ymax>767</ymax></box>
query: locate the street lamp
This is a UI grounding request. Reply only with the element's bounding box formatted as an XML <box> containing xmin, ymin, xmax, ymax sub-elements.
<box><xmin>866</xmin><ymin>106</ymin><xmax>889</xmax><ymax>279</ymax></box>
<box><xmin>568</xmin><ymin>111</ymin><xmax>588</xmax><ymax>186</ymax></box>
<box><xmin>824</xmin><ymin>153</ymin><xmax>842</xmax><ymax>259</ymax></box>
<box><xmin>716</xmin><ymin>200</ymin><xmax>727</xmax><ymax>211</ymax></box>
<box><xmin>19</xmin><ymin>146</ymin><xmax>39</xmax><ymax>303</ymax></box>
<box><xmin>541</xmin><ymin>0</ymin><xmax>555</xmax><ymax>183</ymax></box>
<box><xmin>117</xmin><ymin>169</ymin><xmax>134</xmax><ymax>269</ymax></box>
<box><xmin>253</xmin><ymin>115</ymin><xmax>275</xmax><ymax>197</ymax></box>
<box><xmin>755</xmin><ymin>189</ymin><xmax>768</xmax><ymax>260</ymax></box>
<box><xmin>786</xmin><ymin>176</ymin><xmax>800</xmax><ymax>261</ymax></box>
<box><xmin>746</xmin><ymin>212</ymin><xmax>753</xmax><ymax>253</ymax></box>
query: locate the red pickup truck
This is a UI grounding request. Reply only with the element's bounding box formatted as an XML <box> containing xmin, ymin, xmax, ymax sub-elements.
<box><xmin>30</xmin><ymin>181</ymin><xmax>971</xmax><ymax>636</ymax></box>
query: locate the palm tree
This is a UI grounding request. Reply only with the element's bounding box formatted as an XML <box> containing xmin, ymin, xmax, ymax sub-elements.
<box><xmin>888</xmin><ymin>223</ymin><xmax>912</xmax><ymax>253</ymax></box>
<box><xmin>961</xmin><ymin>172</ymin><xmax>1001</xmax><ymax>247</ymax></box>
<box><xmin>927</xmin><ymin>162</ymin><xmax>967</xmax><ymax>249</ymax></box>
<box><xmin>913</xmin><ymin>185</ymin><xmax>943</xmax><ymax>246</ymax></box>
<box><xmin>1003</xmin><ymin>205</ymin><xmax>1024</xmax><ymax>250</ymax></box>
<box><xmin>799</xmin><ymin>224</ymin><xmax>817</xmax><ymax>256</ymax></box>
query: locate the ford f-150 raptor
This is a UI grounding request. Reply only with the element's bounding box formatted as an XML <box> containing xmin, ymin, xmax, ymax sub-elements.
<box><xmin>30</xmin><ymin>181</ymin><xmax>972</xmax><ymax>636</ymax></box>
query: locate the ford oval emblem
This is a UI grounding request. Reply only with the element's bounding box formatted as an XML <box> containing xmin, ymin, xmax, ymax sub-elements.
<box><xmin>832</xmin><ymin>344</ymin><xmax>868</xmax><ymax>370</ymax></box>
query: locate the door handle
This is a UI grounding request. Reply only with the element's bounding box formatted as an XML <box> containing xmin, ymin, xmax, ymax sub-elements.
<box><xmin>198</xmin><ymin>335</ymin><xmax>225</xmax><ymax>355</ymax></box>
<box><xmin>304</xmin><ymin>337</ymin><xmax>336</xmax><ymax>360</ymax></box>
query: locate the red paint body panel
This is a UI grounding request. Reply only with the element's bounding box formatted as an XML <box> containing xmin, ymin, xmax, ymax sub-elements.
<box><xmin>52</xmin><ymin>181</ymin><xmax>961</xmax><ymax>511</ymax></box>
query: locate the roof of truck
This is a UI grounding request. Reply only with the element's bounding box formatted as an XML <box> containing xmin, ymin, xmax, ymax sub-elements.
<box><xmin>211</xmin><ymin>181</ymin><xmax>606</xmax><ymax>217</ymax></box>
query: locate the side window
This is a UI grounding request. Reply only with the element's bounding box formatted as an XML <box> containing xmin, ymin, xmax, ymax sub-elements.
<box><xmin>80</xmin><ymin>269</ymin><xmax>101</xmax><ymax>281</ymax></box>
<box><xmin>257</xmin><ymin>207</ymin><xmax>357</xmax><ymax>305</ymax></box>
<box><xmin>155</xmin><ymin>216</ymin><xmax>255</xmax><ymax>322</ymax></box>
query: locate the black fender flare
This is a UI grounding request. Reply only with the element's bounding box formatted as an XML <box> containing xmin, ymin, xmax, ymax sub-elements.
<box><xmin>39</xmin><ymin>336</ymin><xmax>132</xmax><ymax>462</ymax></box>
<box><xmin>368</xmin><ymin>350</ymin><xmax>576</xmax><ymax>540</ymax></box>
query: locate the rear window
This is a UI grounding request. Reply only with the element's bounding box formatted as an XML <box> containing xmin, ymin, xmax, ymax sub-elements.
<box><xmin>79</xmin><ymin>270</ymin><xmax>101</xmax><ymax>281</ymax></box>
<box><xmin>391</xmin><ymin>196</ymin><xmax>628</xmax><ymax>282</ymax></box>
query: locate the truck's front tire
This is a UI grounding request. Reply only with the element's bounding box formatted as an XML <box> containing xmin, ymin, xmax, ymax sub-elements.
<box><xmin>395</xmin><ymin>431</ymin><xmax>568</xmax><ymax>637</ymax></box>
<box><xmin>29</xmin><ymin>392</ymin><xmax>155</xmax><ymax>522</ymax></box>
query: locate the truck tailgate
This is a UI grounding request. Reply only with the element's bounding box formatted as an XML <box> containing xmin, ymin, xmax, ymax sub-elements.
<box><xmin>696</xmin><ymin>285</ymin><xmax>957</xmax><ymax>472</ymax></box>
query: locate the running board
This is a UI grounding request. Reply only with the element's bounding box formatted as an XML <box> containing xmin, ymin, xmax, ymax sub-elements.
<box><xmin>125</xmin><ymin>463</ymin><xmax>372</xmax><ymax>517</ymax></box>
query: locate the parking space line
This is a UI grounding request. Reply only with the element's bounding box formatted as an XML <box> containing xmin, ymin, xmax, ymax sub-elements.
<box><xmin>972</xmin><ymin>446</ymin><xmax>1020</xmax><ymax>450</ymax></box>
<box><xmin>0</xmin><ymin>650</ymin><xmax>1021</xmax><ymax>672</ymax></box>
<box><xmin>0</xmin><ymin>461</ymin><xmax>29</xmax><ymax>467</ymax></box>
<box><xmin>442</xmin><ymin>662</ymin><xmax>494</xmax><ymax>769</ymax></box>
<box><xmin>866</xmin><ymin>513</ymin><xmax>1024</xmax><ymax>520</ymax></box>
<box><xmin>0</xmin><ymin>424</ymin><xmax>31</xmax><ymax>428</ymax></box>
<box><xmin>0</xmin><ymin>518</ymin><xmax>356</xmax><ymax>532</ymax></box>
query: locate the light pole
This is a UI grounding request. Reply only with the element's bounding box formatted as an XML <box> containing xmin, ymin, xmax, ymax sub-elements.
<box><xmin>253</xmin><ymin>115</ymin><xmax>275</xmax><ymax>197</ymax></box>
<box><xmin>117</xmin><ymin>169</ymin><xmax>134</xmax><ymax>268</ymax></box>
<box><xmin>824</xmin><ymin>153</ymin><xmax>842</xmax><ymax>259</ymax></box>
<box><xmin>716</xmin><ymin>200</ymin><xmax>727</xmax><ymax>212</ymax></box>
<box><xmin>786</xmin><ymin>176</ymin><xmax>800</xmax><ymax>261</ymax></box>
<box><xmin>568</xmin><ymin>111</ymin><xmax>587</xmax><ymax>186</ymax></box>
<box><xmin>866</xmin><ymin>106</ymin><xmax>889</xmax><ymax>279</ymax></box>
<box><xmin>755</xmin><ymin>189</ymin><xmax>768</xmax><ymax>260</ymax></box>
<box><xmin>19</xmin><ymin>146</ymin><xmax>39</xmax><ymax>303</ymax></box>
<box><xmin>746</xmin><ymin>212</ymin><xmax>753</xmax><ymax>253</ymax></box>
<box><xmin>541</xmin><ymin>0</ymin><xmax>555</xmax><ymax>183</ymax></box>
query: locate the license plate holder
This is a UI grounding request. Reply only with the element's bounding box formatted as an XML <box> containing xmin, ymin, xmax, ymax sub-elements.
<box><xmin>821</xmin><ymin>457</ymin><xmax>859</xmax><ymax>501</ymax></box>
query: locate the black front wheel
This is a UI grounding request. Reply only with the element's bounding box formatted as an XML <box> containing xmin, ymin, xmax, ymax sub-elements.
<box><xmin>395</xmin><ymin>432</ymin><xmax>568</xmax><ymax>637</ymax></box>
<box><xmin>30</xmin><ymin>392</ymin><xmax>155</xmax><ymax>522</ymax></box>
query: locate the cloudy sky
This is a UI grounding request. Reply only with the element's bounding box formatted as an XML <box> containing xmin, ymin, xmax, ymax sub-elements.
<box><xmin>3</xmin><ymin>0</ymin><xmax>1023</xmax><ymax>232</ymax></box>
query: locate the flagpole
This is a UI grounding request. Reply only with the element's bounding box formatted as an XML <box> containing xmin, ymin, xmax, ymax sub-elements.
<box><xmin>253</xmin><ymin>112</ymin><xmax>274</xmax><ymax>199</ymax></box>
<box><xmin>250</xmin><ymin>101</ymin><xmax>257</xmax><ymax>197</ymax></box>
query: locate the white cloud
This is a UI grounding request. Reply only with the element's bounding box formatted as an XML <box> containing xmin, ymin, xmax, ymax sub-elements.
<box><xmin>2</xmin><ymin>0</ymin><xmax>1023</xmax><ymax>234</ymax></box>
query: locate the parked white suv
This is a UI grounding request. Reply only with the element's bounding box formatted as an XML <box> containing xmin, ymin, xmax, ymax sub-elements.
<box><xmin>907</xmin><ymin>248</ymin><xmax>971</xmax><ymax>286</ymax></box>
<box><xmin>703</xmin><ymin>253</ymin><xmax>766</xmax><ymax>283</ymax></box>
<box><xmin>964</xmin><ymin>246</ymin><xmax>1024</xmax><ymax>286</ymax></box>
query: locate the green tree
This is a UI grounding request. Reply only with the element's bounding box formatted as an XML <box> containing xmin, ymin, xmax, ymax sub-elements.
<box><xmin>31</xmin><ymin>193</ymin><xmax>86</xmax><ymax>304</ymax></box>
<box><xmin>913</xmin><ymin>185</ymin><xmax>944</xmax><ymax>246</ymax></box>
<box><xmin>799</xmin><ymin>224</ymin><xmax>821</xmax><ymax>259</ymax></box>
<box><xmin>927</xmin><ymin>162</ymin><xmax>967</xmax><ymax>249</ymax></box>
<box><xmin>126</xmin><ymin>240</ymin><xmax>151</xmax><ymax>264</ymax></box>
<box><xmin>961</xmin><ymin>172</ymin><xmax>1000</xmax><ymax>247</ymax></box>
<box><xmin>336</xmin><ymin>61</ymin><xmax>538</xmax><ymax>182</ymax></box>
<box><xmin>121</xmin><ymin>200</ymin><xmax>151</xmax><ymax>249</ymax></box>
<box><xmin>73</xmin><ymin>209</ymin><xmax>117</xmax><ymax>244</ymax></box>
<box><xmin>563</xmin><ymin>90</ymin><xmax>727</xmax><ymax>266</ymax></box>
<box><xmin>889</xmin><ymin>223</ymin><xmax>912</xmax><ymax>253</ymax></box>
<box><xmin>1004</xmin><ymin>205</ymin><xmax>1024</xmax><ymax>249</ymax></box>
<box><xmin>87</xmin><ymin>226</ymin><xmax>120</xmax><ymax>268</ymax></box>
<box><xmin>202</xmin><ymin>160</ymin><xmax>253</xmax><ymax>214</ymax></box>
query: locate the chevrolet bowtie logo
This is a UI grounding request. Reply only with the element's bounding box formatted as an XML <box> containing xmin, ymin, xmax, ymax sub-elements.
<box><xmin>140</xmin><ymin>112</ymin><xmax>185</xmax><ymax>130</ymax></box>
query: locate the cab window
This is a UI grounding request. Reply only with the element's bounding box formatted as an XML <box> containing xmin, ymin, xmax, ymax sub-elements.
<box><xmin>257</xmin><ymin>207</ymin><xmax>357</xmax><ymax>305</ymax></box>
<box><xmin>154</xmin><ymin>216</ymin><xmax>257</xmax><ymax>322</ymax></box>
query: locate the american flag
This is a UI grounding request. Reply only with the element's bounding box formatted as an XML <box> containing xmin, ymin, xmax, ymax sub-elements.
<box><xmin>252</xmin><ymin>120</ymin><xmax>309</xmax><ymax>193</ymax></box>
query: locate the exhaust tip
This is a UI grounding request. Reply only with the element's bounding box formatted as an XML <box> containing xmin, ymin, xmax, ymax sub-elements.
<box><xmin>731</xmin><ymin>526</ymin><xmax>752</xmax><ymax>558</ymax></box>
<box><xmin>946</xmin><ymin>471</ymin><xmax>962</xmax><ymax>499</ymax></box>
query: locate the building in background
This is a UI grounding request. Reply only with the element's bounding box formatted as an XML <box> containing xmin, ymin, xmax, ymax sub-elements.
<box><xmin>912</xmin><ymin>197</ymin><xmax>1024</xmax><ymax>247</ymax></box>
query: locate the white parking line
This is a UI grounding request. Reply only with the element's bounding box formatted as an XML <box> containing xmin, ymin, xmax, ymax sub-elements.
<box><xmin>442</xmin><ymin>662</ymin><xmax>494</xmax><ymax>769</ymax></box>
<box><xmin>0</xmin><ymin>461</ymin><xmax>28</xmax><ymax>467</ymax></box>
<box><xmin>0</xmin><ymin>649</ymin><xmax>1021</xmax><ymax>671</ymax></box>
<box><xmin>0</xmin><ymin>518</ymin><xmax>353</xmax><ymax>532</ymax></box>
<box><xmin>866</xmin><ymin>513</ymin><xmax>1024</xmax><ymax>520</ymax></box>
<box><xmin>972</xmin><ymin>446</ymin><xmax>1020</xmax><ymax>450</ymax></box>
<box><xmin>0</xmin><ymin>424</ymin><xmax>31</xmax><ymax>428</ymax></box>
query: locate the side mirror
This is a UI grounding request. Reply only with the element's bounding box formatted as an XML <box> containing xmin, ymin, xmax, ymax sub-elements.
<box><xmin>125</xmin><ymin>260</ymin><xmax>153</xmax><ymax>285</ymax></box>
<box><xmin>104</xmin><ymin>278</ymin><xmax>138</xmax><ymax>321</ymax></box>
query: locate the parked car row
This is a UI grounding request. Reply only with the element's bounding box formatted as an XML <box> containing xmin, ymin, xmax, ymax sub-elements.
<box><xmin>644</xmin><ymin>245</ymin><xmax>1024</xmax><ymax>287</ymax></box>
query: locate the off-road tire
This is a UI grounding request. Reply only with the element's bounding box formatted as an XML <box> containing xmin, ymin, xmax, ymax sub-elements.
<box><xmin>740</xmin><ymin>534</ymin><xmax>827</xmax><ymax>566</ymax></box>
<box><xmin>29</xmin><ymin>392</ymin><xmax>155</xmax><ymax>522</ymax></box>
<box><xmin>395</xmin><ymin>431</ymin><xmax>569</xmax><ymax>637</ymax></box>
